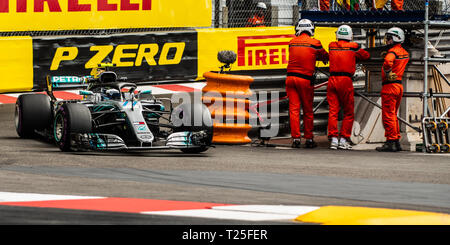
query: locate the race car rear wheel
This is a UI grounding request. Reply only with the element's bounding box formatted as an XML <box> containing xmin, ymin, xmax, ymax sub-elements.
<box><xmin>54</xmin><ymin>103</ymin><xmax>92</xmax><ymax>151</ymax></box>
<box><xmin>15</xmin><ymin>94</ymin><xmax>52</xmax><ymax>138</ymax></box>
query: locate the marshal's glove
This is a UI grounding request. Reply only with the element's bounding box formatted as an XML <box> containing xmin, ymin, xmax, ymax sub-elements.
<box><xmin>387</xmin><ymin>71</ymin><xmax>398</xmax><ymax>82</ymax></box>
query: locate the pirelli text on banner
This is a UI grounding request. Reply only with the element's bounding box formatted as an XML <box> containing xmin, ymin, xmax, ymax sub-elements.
<box><xmin>0</xmin><ymin>0</ymin><xmax>212</xmax><ymax>31</ymax></box>
<box><xmin>32</xmin><ymin>32</ymin><xmax>198</xmax><ymax>89</ymax></box>
<box><xmin>237</xmin><ymin>34</ymin><xmax>295</xmax><ymax>67</ymax></box>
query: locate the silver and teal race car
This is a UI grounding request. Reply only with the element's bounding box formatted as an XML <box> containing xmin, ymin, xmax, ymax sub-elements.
<box><xmin>14</xmin><ymin>68</ymin><xmax>213</xmax><ymax>153</ymax></box>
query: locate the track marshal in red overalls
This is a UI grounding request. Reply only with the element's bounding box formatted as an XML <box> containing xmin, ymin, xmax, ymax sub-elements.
<box><xmin>286</xmin><ymin>19</ymin><xmax>329</xmax><ymax>148</ymax></box>
<box><xmin>327</xmin><ymin>25</ymin><xmax>370</xmax><ymax>150</ymax></box>
<box><xmin>376</xmin><ymin>27</ymin><xmax>409</xmax><ymax>152</ymax></box>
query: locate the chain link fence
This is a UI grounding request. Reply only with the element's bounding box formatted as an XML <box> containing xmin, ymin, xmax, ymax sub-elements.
<box><xmin>216</xmin><ymin>0</ymin><xmax>450</xmax><ymax>27</ymax></box>
<box><xmin>0</xmin><ymin>0</ymin><xmax>449</xmax><ymax>36</ymax></box>
<box><xmin>299</xmin><ymin>0</ymin><xmax>444</xmax><ymax>11</ymax></box>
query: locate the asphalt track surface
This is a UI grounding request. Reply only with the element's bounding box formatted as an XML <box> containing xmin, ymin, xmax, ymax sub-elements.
<box><xmin>0</xmin><ymin>104</ymin><xmax>449</xmax><ymax>226</ymax></box>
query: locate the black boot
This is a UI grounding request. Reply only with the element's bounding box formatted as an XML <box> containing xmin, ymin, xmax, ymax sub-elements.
<box><xmin>394</xmin><ymin>140</ymin><xmax>402</xmax><ymax>151</ymax></box>
<box><xmin>376</xmin><ymin>140</ymin><xmax>398</xmax><ymax>152</ymax></box>
<box><xmin>291</xmin><ymin>139</ymin><xmax>301</xmax><ymax>148</ymax></box>
<box><xmin>304</xmin><ymin>139</ymin><xmax>318</xmax><ymax>148</ymax></box>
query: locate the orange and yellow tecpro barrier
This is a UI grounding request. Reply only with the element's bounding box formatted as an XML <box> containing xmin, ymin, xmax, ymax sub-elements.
<box><xmin>0</xmin><ymin>0</ymin><xmax>212</xmax><ymax>31</ymax></box>
<box><xmin>202</xmin><ymin>71</ymin><xmax>253</xmax><ymax>144</ymax></box>
<box><xmin>0</xmin><ymin>36</ymin><xmax>34</xmax><ymax>93</ymax></box>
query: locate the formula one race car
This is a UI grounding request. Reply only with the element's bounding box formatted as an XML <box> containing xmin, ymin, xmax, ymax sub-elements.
<box><xmin>14</xmin><ymin>66</ymin><xmax>213</xmax><ymax>153</ymax></box>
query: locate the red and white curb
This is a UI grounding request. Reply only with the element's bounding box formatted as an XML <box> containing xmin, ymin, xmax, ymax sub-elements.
<box><xmin>145</xmin><ymin>205</ymin><xmax>319</xmax><ymax>222</ymax></box>
<box><xmin>3</xmin><ymin>191</ymin><xmax>448</xmax><ymax>224</ymax></box>
<box><xmin>0</xmin><ymin>82</ymin><xmax>206</xmax><ymax>104</ymax></box>
<box><xmin>0</xmin><ymin>191</ymin><xmax>318</xmax><ymax>222</ymax></box>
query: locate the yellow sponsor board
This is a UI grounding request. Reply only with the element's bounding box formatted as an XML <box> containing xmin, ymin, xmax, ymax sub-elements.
<box><xmin>197</xmin><ymin>26</ymin><xmax>337</xmax><ymax>79</ymax></box>
<box><xmin>0</xmin><ymin>0</ymin><xmax>211</xmax><ymax>31</ymax></box>
<box><xmin>0</xmin><ymin>36</ymin><xmax>33</xmax><ymax>93</ymax></box>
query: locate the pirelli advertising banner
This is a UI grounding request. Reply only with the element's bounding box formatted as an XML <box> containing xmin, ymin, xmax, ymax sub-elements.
<box><xmin>196</xmin><ymin>26</ymin><xmax>337</xmax><ymax>79</ymax></box>
<box><xmin>32</xmin><ymin>31</ymin><xmax>198</xmax><ymax>89</ymax></box>
<box><xmin>0</xmin><ymin>0</ymin><xmax>212</xmax><ymax>31</ymax></box>
<box><xmin>0</xmin><ymin>36</ymin><xmax>34</xmax><ymax>93</ymax></box>
<box><xmin>0</xmin><ymin>27</ymin><xmax>337</xmax><ymax>93</ymax></box>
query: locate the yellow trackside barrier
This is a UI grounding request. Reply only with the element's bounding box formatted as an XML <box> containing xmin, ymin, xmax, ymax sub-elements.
<box><xmin>0</xmin><ymin>36</ymin><xmax>34</xmax><ymax>93</ymax></box>
<box><xmin>202</xmin><ymin>71</ymin><xmax>253</xmax><ymax>144</ymax></box>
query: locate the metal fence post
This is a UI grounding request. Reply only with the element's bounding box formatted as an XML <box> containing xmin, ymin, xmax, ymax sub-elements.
<box><xmin>271</xmin><ymin>6</ymin><xmax>279</xmax><ymax>27</ymax></box>
<box><xmin>423</xmin><ymin>0</ymin><xmax>430</xmax><ymax>120</ymax></box>
<box><xmin>222</xmin><ymin>6</ymin><xmax>229</xmax><ymax>28</ymax></box>
<box><xmin>293</xmin><ymin>5</ymin><xmax>299</xmax><ymax>25</ymax></box>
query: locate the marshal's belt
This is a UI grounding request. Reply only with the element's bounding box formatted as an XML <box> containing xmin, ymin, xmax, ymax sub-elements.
<box><xmin>329</xmin><ymin>72</ymin><xmax>354</xmax><ymax>78</ymax></box>
<box><xmin>287</xmin><ymin>72</ymin><xmax>314</xmax><ymax>81</ymax></box>
<box><xmin>382</xmin><ymin>80</ymin><xmax>402</xmax><ymax>85</ymax></box>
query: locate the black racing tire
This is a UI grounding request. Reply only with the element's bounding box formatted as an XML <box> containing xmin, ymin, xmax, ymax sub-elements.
<box><xmin>53</xmin><ymin>103</ymin><xmax>92</xmax><ymax>152</ymax></box>
<box><xmin>171</xmin><ymin>103</ymin><xmax>213</xmax><ymax>153</ymax></box>
<box><xmin>15</xmin><ymin>94</ymin><xmax>52</xmax><ymax>138</ymax></box>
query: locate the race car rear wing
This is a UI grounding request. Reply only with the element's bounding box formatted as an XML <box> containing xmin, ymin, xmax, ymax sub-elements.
<box><xmin>46</xmin><ymin>75</ymin><xmax>91</xmax><ymax>91</ymax></box>
<box><xmin>46</xmin><ymin>63</ymin><xmax>125</xmax><ymax>92</ymax></box>
<box><xmin>45</xmin><ymin>75</ymin><xmax>92</xmax><ymax>102</ymax></box>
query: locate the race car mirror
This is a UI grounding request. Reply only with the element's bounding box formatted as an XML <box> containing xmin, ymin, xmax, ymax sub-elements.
<box><xmin>79</xmin><ymin>91</ymin><xmax>94</xmax><ymax>96</ymax></box>
<box><xmin>140</xmin><ymin>90</ymin><xmax>152</xmax><ymax>95</ymax></box>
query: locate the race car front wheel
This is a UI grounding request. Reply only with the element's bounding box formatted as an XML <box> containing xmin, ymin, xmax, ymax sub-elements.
<box><xmin>54</xmin><ymin>103</ymin><xmax>92</xmax><ymax>151</ymax></box>
<box><xmin>171</xmin><ymin>103</ymin><xmax>213</xmax><ymax>153</ymax></box>
<box><xmin>15</xmin><ymin>94</ymin><xmax>52</xmax><ymax>138</ymax></box>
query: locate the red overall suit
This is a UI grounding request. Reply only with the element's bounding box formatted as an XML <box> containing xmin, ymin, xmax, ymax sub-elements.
<box><xmin>286</xmin><ymin>33</ymin><xmax>329</xmax><ymax>140</ymax></box>
<box><xmin>381</xmin><ymin>44</ymin><xmax>409</xmax><ymax>141</ymax></box>
<box><xmin>327</xmin><ymin>40</ymin><xmax>370</xmax><ymax>139</ymax></box>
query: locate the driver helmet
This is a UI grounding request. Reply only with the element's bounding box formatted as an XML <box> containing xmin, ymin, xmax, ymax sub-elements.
<box><xmin>105</xmin><ymin>88</ymin><xmax>120</xmax><ymax>100</ymax></box>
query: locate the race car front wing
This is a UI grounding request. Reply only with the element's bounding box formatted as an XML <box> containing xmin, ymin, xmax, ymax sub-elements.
<box><xmin>70</xmin><ymin>131</ymin><xmax>211</xmax><ymax>151</ymax></box>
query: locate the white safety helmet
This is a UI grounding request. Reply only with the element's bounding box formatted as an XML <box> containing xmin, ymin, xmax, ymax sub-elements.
<box><xmin>296</xmin><ymin>19</ymin><xmax>315</xmax><ymax>36</ymax></box>
<box><xmin>385</xmin><ymin>27</ymin><xmax>405</xmax><ymax>43</ymax></box>
<box><xmin>257</xmin><ymin>2</ymin><xmax>267</xmax><ymax>9</ymax></box>
<box><xmin>336</xmin><ymin>25</ymin><xmax>353</xmax><ymax>41</ymax></box>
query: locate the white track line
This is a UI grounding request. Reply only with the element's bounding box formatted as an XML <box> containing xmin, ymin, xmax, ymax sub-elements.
<box><xmin>0</xmin><ymin>191</ymin><xmax>104</xmax><ymax>202</ymax></box>
<box><xmin>142</xmin><ymin>209</ymin><xmax>297</xmax><ymax>221</ymax></box>
<box><xmin>176</xmin><ymin>82</ymin><xmax>206</xmax><ymax>90</ymax></box>
<box><xmin>212</xmin><ymin>205</ymin><xmax>319</xmax><ymax>215</ymax></box>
